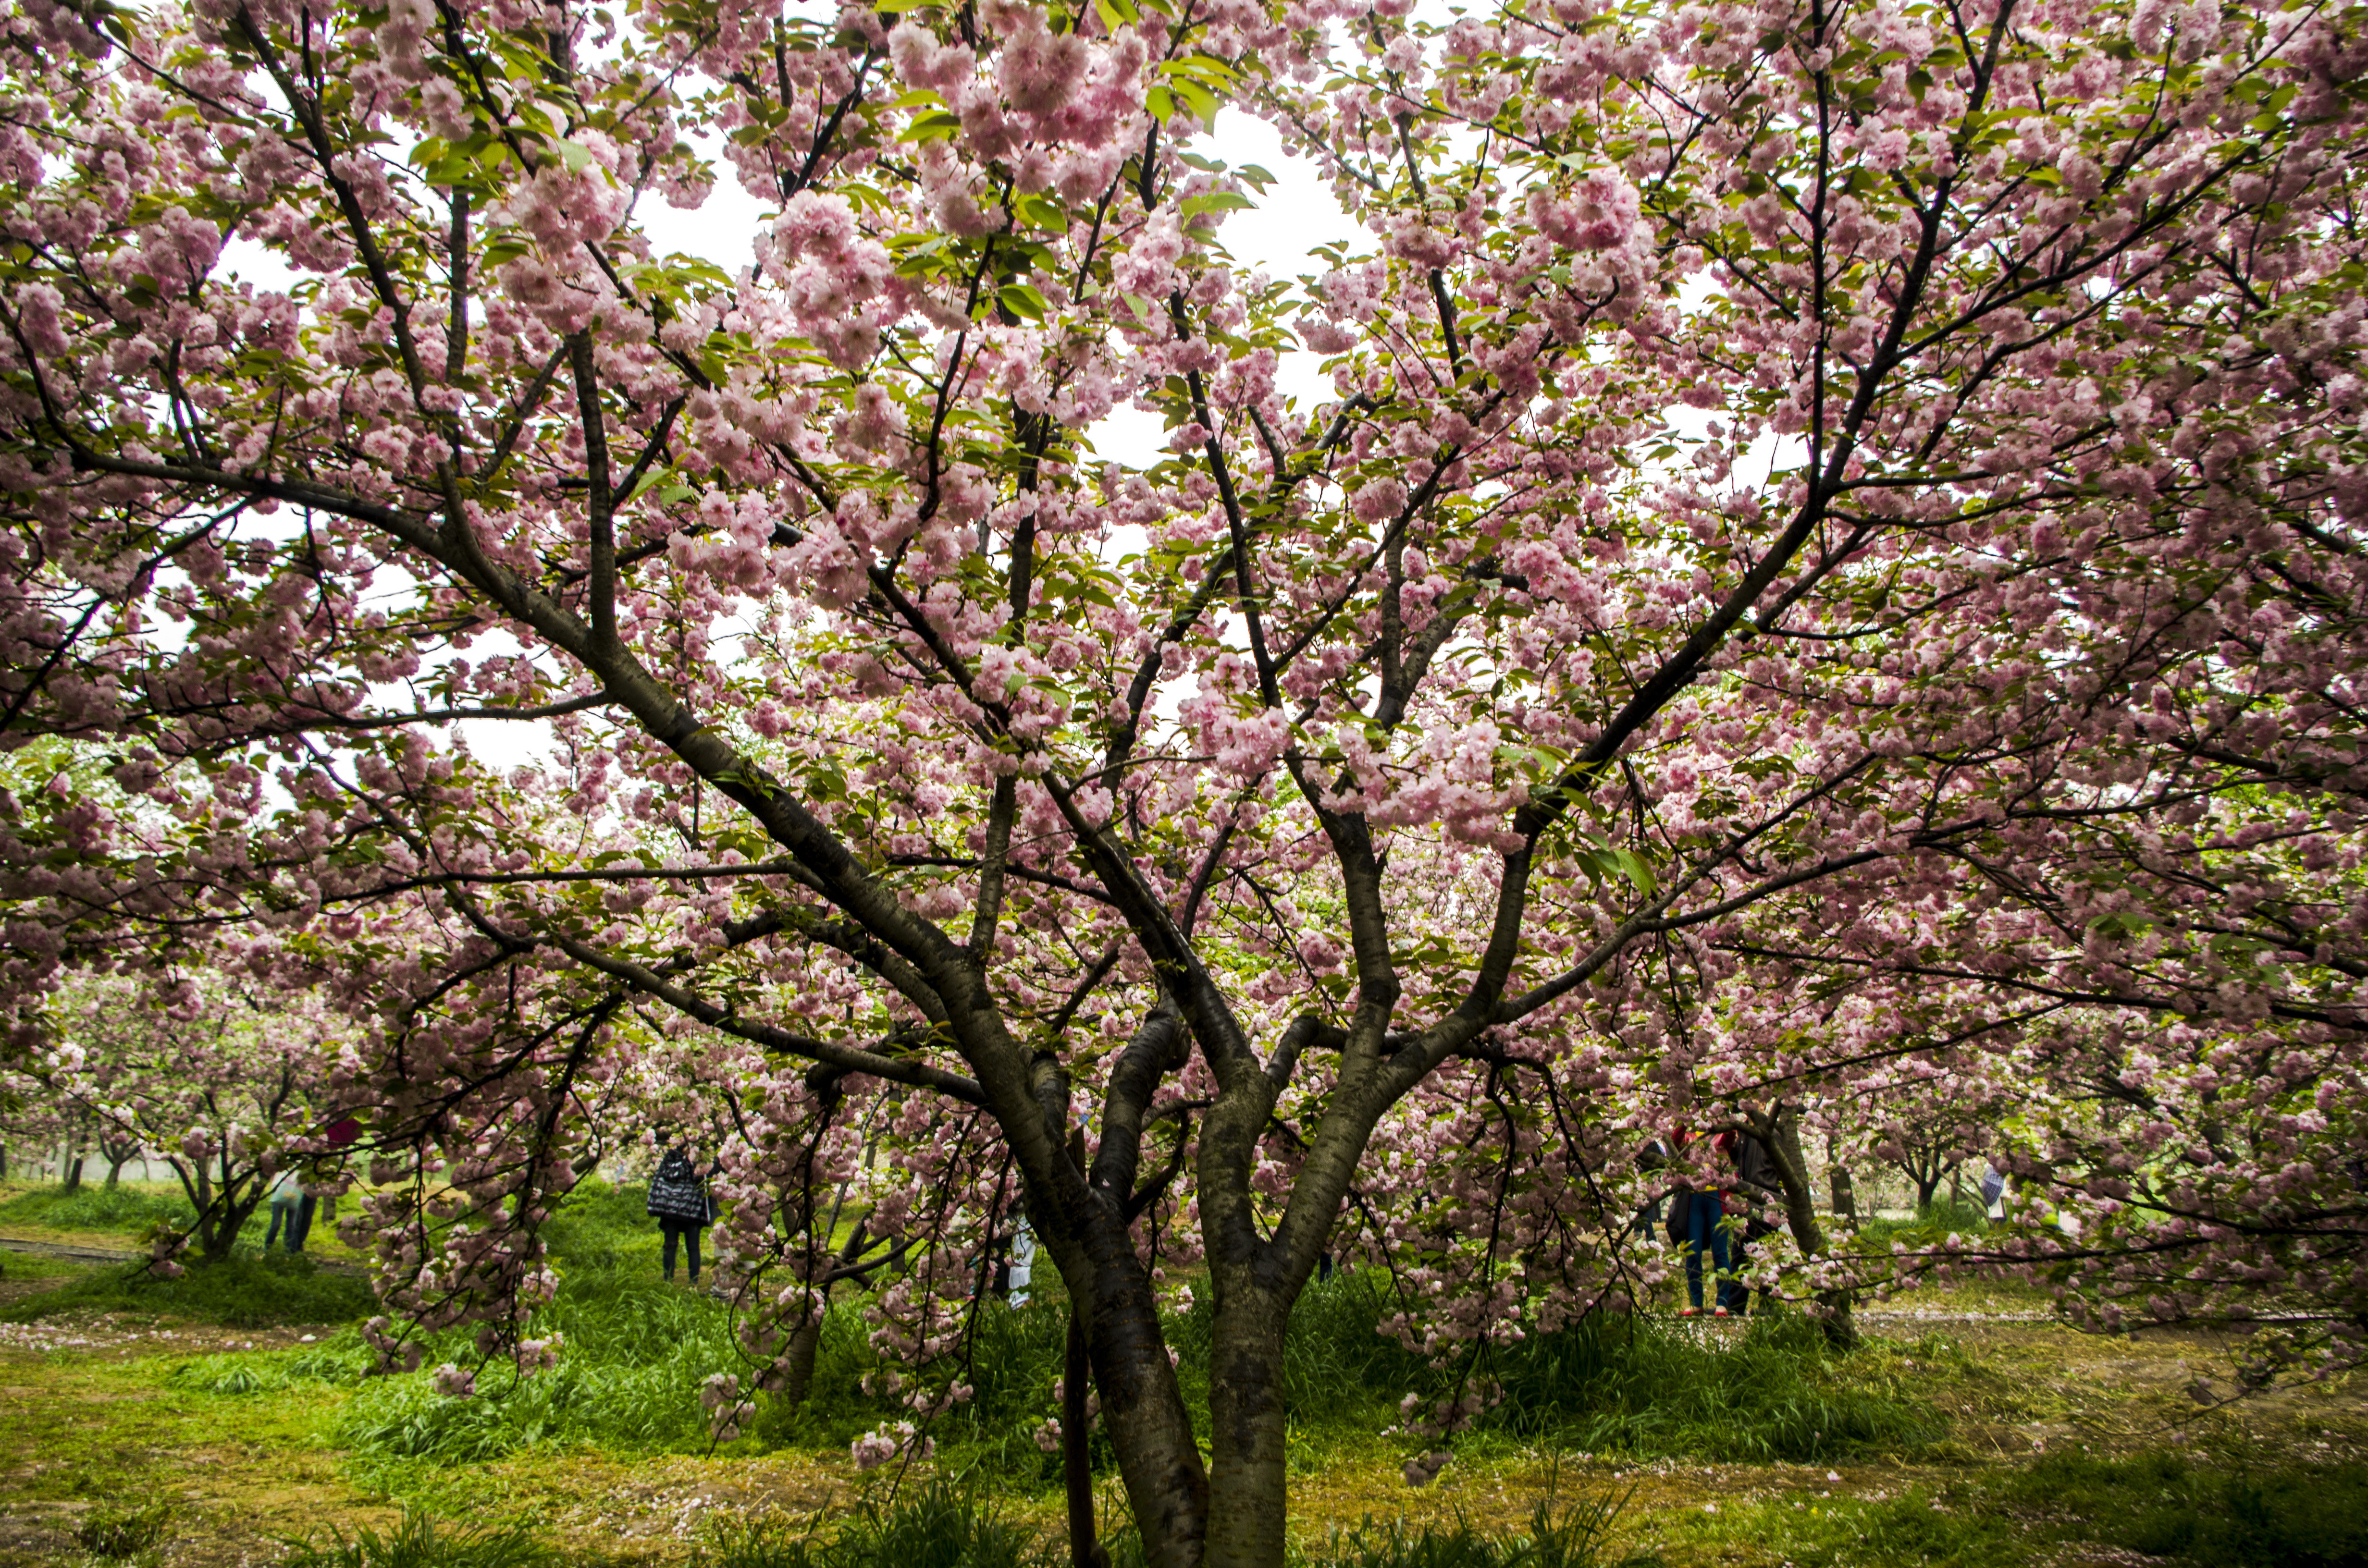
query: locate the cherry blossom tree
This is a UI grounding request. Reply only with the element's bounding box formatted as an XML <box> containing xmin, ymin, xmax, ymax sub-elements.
<box><xmin>0</xmin><ymin>1061</ymin><xmax>69</xmax><ymax>1184</ymax></box>
<box><xmin>3</xmin><ymin>0</ymin><xmax>2366</xmax><ymax>1560</ymax></box>
<box><xmin>32</xmin><ymin>971</ymin><xmax>347</xmax><ymax>1262</ymax></box>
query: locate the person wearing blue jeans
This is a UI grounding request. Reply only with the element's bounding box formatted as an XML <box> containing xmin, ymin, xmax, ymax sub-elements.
<box><xmin>1681</xmin><ymin>1189</ymin><xmax>1732</xmax><ymax>1318</ymax></box>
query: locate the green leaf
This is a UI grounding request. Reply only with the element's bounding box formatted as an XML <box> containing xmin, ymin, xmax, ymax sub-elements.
<box><xmin>1165</xmin><ymin>53</ymin><xmax>1239</xmax><ymax>83</ymax></box>
<box><xmin>1181</xmin><ymin>190</ymin><xmax>1255</xmax><ymax>218</ymax></box>
<box><xmin>998</xmin><ymin>282</ymin><xmax>1049</xmax><ymax>321</ymax></box>
<box><xmin>1171</xmin><ymin>77</ymin><xmax>1220</xmax><ymax>125</ymax></box>
<box><xmin>898</xmin><ymin>110</ymin><xmax>964</xmax><ymax>143</ymax></box>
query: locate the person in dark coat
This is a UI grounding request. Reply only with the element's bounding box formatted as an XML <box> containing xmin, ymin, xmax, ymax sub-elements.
<box><xmin>645</xmin><ymin>1138</ymin><xmax>713</xmax><ymax>1284</ymax></box>
<box><xmin>1630</xmin><ymin>1136</ymin><xmax>1671</xmax><ymax>1243</ymax></box>
<box><xmin>1726</xmin><ymin>1130</ymin><xmax>1786</xmax><ymax>1315</ymax></box>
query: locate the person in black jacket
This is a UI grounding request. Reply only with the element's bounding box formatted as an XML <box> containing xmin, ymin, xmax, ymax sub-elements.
<box><xmin>645</xmin><ymin>1138</ymin><xmax>713</xmax><ymax>1285</ymax></box>
<box><xmin>1726</xmin><ymin>1130</ymin><xmax>1785</xmax><ymax>1316</ymax></box>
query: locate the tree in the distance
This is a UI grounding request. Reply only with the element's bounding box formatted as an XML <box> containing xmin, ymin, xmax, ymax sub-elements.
<box><xmin>4</xmin><ymin>0</ymin><xmax>2367</xmax><ymax>1561</ymax></box>
<box><xmin>34</xmin><ymin>972</ymin><xmax>345</xmax><ymax>1263</ymax></box>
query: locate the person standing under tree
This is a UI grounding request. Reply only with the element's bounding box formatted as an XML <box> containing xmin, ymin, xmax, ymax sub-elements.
<box><xmin>1666</xmin><ymin>1124</ymin><xmax>1734</xmax><ymax>1319</ymax></box>
<box><xmin>1725</xmin><ymin>1127</ymin><xmax>1785</xmax><ymax>1316</ymax></box>
<box><xmin>645</xmin><ymin>1137</ymin><xmax>713</xmax><ymax>1285</ymax></box>
<box><xmin>264</xmin><ymin>1166</ymin><xmax>302</xmax><ymax>1252</ymax></box>
<box><xmin>286</xmin><ymin>1164</ymin><xmax>336</xmax><ymax>1254</ymax></box>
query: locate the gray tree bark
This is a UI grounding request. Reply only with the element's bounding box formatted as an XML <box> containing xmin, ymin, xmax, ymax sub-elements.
<box><xmin>1747</xmin><ymin>1103</ymin><xmax>1856</xmax><ymax>1350</ymax></box>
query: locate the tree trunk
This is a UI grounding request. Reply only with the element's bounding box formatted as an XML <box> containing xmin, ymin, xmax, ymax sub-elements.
<box><xmin>61</xmin><ymin>1153</ymin><xmax>84</xmax><ymax>1194</ymax></box>
<box><xmin>158</xmin><ymin>1154</ymin><xmax>259</xmax><ymax>1266</ymax></box>
<box><xmin>1065</xmin><ymin>1305</ymin><xmax>1108</xmax><ymax>1568</ymax></box>
<box><xmin>773</xmin><ymin>1209</ymin><xmax>890</xmax><ymax>1414</ymax></box>
<box><xmin>1827</xmin><ymin>1151</ymin><xmax>1857</xmax><ymax>1232</ymax></box>
<box><xmin>1203</xmin><ymin>1286</ymin><xmax>1291</xmax><ymax>1568</ymax></box>
<box><xmin>202</xmin><ymin>1187</ymin><xmax>267</xmax><ymax>1262</ymax></box>
<box><xmin>1758</xmin><ymin>1106</ymin><xmax>1855</xmax><ymax>1350</ymax></box>
<box><xmin>1062</xmin><ymin>1124</ymin><xmax>1109</xmax><ymax>1568</ymax></box>
<box><xmin>1062</xmin><ymin>1207</ymin><xmax>1209</xmax><ymax>1568</ymax></box>
<box><xmin>778</xmin><ymin>1308</ymin><xmax>826</xmax><ymax>1409</ymax></box>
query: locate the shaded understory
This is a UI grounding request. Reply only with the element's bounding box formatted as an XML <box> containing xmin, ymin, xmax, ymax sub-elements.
<box><xmin>1</xmin><ymin>1180</ymin><xmax>2360</xmax><ymax>1567</ymax></box>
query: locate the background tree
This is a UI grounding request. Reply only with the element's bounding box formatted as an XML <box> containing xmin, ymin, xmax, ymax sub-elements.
<box><xmin>35</xmin><ymin>972</ymin><xmax>345</xmax><ymax>1263</ymax></box>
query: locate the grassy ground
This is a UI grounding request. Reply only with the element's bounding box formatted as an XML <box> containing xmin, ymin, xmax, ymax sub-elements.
<box><xmin>0</xmin><ymin>1178</ymin><xmax>366</xmax><ymax>1263</ymax></box>
<box><xmin>0</xmin><ymin>1185</ymin><xmax>2360</xmax><ymax>1568</ymax></box>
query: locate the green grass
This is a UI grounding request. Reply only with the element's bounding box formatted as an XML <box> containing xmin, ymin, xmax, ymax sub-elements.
<box><xmin>246</xmin><ymin>1452</ymin><xmax>2368</xmax><ymax>1568</ymax></box>
<box><xmin>1851</xmin><ymin>1198</ymin><xmax>1996</xmax><ymax>1252</ymax></box>
<box><xmin>765</xmin><ymin>1267</ymin><xmax>1938</xmax><ymax>1477</ymax></box>
<box><xmin>698</xmin><ymin>1482</ymin><xmax>1059</xmax><ymax>1568</ymax></box>
<box><xmin>0</xmin><ymin>1176</ymin><xmax>372</xmax><ymax>1332</ymax></box>
<box><xmin>534</xmin><ymin>1177</ymin><xmax>665</xmax><ymax>1266</ymax></box>
<box><xmin>1168</xmin><ymin>1271</ymin><xmax>1934</xmax><ymax>1467</ymax></box>
<box><xmin>7</xmin><ymin>1174</ymin><xmax>1935</xmax><ymax>1484</ymax></box>
<box><xmin>1646</xmin><ymin>1449</ymin><xmax>2368</xmax><ymax>1568</ymax></box>
<box><xmin>1</xmin><ymin>1249</ymin><xmax>374</xmax><ymax>1328</ymax></box>
<box><xmin>0</xmin><ymin>1247</ymin><xmax>90</xmax><ymax>1283</ymax></box>
<box><xmin>275</xmin><ymin>1509</ymin><xmax>557</xmax><ymax>1568</ymax></box>
<box><xmin>1299</xmin><ymin>1491</ymin><xmax>1656</xmax><ymax>1568</ymax></box>
<box><xmin>692</xmin><ymin>1482</ymin><xmax>1656</xmax><ymax>1568</ymax></box>
<box><xmin>2006</xmin><ymin>1450</ymin><xmax>2368</xmax><ymax>1568</ymax></box>
<box><xmin>1478</xmin><ymin>1310</ymin><xmax>1939</xmax><ymax>1461</ymax></box>
<box><xmin>336</xmin><ymin>1272</ymin><xmax>741</xmax><ymax>1461</ymax></box>
<box><xmin>336</xmin><ymin>1179</ymin><xmax>752</xmax><ymax>1465</ymax></box>
<box><xmin>171</xmin><ymin>1331</ymin><xmax>378</xmax><ymax>1395</ymax></box>
<box><xmin>0</xmin><ymin>1181</ymin><xmax>199</xmax><ymax>1238</ymax></box>
<box><xmin>1653</xmin><ymin>1484</ymin><xmax>2013</xmax><ymax>1568</ymax></box>
<box><xmin>73</xmin><ymin>1500</ymin><xmax>175</xmax><ymax>1561</ymax></box>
